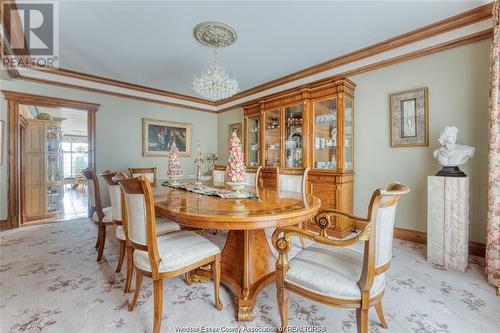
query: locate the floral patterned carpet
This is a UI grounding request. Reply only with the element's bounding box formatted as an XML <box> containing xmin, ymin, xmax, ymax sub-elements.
<box><xmin>1</xmin><ymin>218</ymin><xmax>499</xmax><ymax>333</ymax></box>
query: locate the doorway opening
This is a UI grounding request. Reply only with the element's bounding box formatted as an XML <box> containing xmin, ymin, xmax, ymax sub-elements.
<box><xmin>2</xmin><ymin>91</ymin><xmax>99</xmax><ymax>229</ymax></box>
<box><xmin>20</xmin><ymin>105</ymin><xmax>90</xmax><ymax>224</ymax></box>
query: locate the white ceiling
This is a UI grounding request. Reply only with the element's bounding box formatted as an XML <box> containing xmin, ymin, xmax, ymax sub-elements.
<box><xmin>57</xmin><ymin>1</ymin><xmax>489</xmax><ymax>98</ymax></box>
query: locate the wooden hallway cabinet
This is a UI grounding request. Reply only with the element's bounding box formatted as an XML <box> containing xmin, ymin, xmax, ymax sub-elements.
<box><xmin>243</xmin><ymin>78</ymin><xmax>355</xmax><ymax>238</ymax></box>
<box><xmin>25</xmin><ymin>119</ymin><xmax>64</xmax><ymax>221</ymax></box>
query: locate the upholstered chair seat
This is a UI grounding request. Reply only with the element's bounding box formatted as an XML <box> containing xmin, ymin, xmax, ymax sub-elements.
<box><xmin>92</xmin><ymin>206</ymin><xmax>114</xmax><ymax>223</ymax></box>
<box><xmin>273</xmin><ymin>183</ymin><xmax>410</xmax><ymax>333</ymax></box>
<box><xmin>115</xmin><ymin>218</ymin><xmax>181</xmax><ymax>241</ymax></box>
<box><xmin>285</xmin><ymin>243</ymin><xmax>385</xmax><ymax>300</ymax></box>
<box><xmin>133</xmin><ymin>230</ymin><xmax>220</xmax><ymax>273</ymax></box>
<box><xmin>117</xmin><ymin>175</ymin><xmax>223</xmax><ymax>333</ymax></box>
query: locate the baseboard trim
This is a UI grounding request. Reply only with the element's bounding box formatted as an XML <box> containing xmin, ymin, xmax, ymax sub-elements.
<box><xmin>394</xmin><ymin>227</ymin><xmax>427</xmax><ymax>245</ymax></box>
<box><xmin>394</xmin><ymin>227</ymin><xmax>485</xmax><ymax>257</ymax></box>
<box><xmin>0</xmin><ymin>219</ymin><xmax>9</xmax><ymax>231</ymax></box>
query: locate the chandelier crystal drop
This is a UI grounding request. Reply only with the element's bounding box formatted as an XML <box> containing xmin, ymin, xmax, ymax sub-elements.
<box><xmin>193</xmin><ymin>48</ymin><xmax>239</xmax><ymax>101</ymax></box>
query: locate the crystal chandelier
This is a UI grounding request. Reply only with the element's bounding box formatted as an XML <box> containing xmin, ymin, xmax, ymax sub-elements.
<box><xmin>192</xmin><ymin>22</ymin><xmax>239</xmax><ymax>101</ymax></box>
<box><xmin>193</xmin><ymin>48</ymin><xmax>239</xmax><ymax>100</ymax></box>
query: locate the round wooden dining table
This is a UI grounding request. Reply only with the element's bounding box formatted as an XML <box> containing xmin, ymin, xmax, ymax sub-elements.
<box><xmin>153</xmin><ymin>181</ymin><xmax>321</xmax><ymax>321</ymax></box>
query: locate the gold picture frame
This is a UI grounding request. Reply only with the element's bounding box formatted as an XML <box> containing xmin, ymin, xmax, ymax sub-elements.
<box><xmin>228</xmin><ymin>122</ymin><xmax>243</xmax><ymax>145</ymax></box>
<box><xmin>143</xmin><ymin>118</ymin><xmax>192</xmax><ymax>156</ymax></box>
<box><xmin>390</xmin><ymin>87</ymin><xmax>429</xmax><ymax>147</ymax></box>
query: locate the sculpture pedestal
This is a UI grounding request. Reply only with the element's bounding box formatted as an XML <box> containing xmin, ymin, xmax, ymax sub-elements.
<box><xmin>427</xmin><ymin>176</ymin><xmax>469</xmax><ymax>272</ymax></box>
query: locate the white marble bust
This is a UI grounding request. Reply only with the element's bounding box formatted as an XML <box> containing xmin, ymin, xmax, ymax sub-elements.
<box><xmin>433</xmin><ymin>127</ymin><xmax>475</xmax><ymax>166</ymax></box>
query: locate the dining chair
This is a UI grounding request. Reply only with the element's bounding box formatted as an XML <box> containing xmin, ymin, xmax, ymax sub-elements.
<box><xmin>128</xmin><ymin>167</ymin><xmax>157</xmax><ymax>186</ymax></box>
<box><xmin>272</xmin><ymin>182</ymin><xmax>410</xmax><ymax>333</ymax></box>
<box><xmin>117</xmin><ymin>176</ymin><xmax>223</xmax><ymax>333</ymax></box>
<box><xmin>212</xmin><ymin>164</ymin><xmax>226</xmax><ymax>184</ymax></box>
<box><xmin>100</xmin><ymin>170</ymin><xmax>126</xmax><ymax>272</ymax></box>
<box><xmin>82</xmin><ymin>168</ymin><xmax>113</xmax><ymax>262</ymax></box>
<box><xmin>277</xmin><ymin>167</ymin><xmax>310</xmax><ymax>248</ymax></box>
<box><xmin>246</xmin><ymin>165</ymin><xmax>263</xmax><ymax>189</ymax></box>
<box><xmin>110</xmin><ymin>172</ymin><xmax>181</xmax><ymax>292</ymax></box>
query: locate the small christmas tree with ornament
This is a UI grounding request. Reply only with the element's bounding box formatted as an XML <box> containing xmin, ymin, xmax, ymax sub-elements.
<box><xmin>226</xmin><ymin>131</ymin><xmax>246</xmax><ymax>190</ymax></box>
<box><xmin>167</xmin><ymin>141</ymin><xmax>183</xmax><ymax>180</ymax></box>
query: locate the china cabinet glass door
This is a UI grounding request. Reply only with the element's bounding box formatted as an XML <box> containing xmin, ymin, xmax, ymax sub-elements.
<box><xmin>313</xmin><ymin>98</ymin><xmax>337</xmax><ymax>169</ymax></box>
<box><xmin>46</xmin><ymin>185</ymin><xmax>63</xmax><ymax>213</ymax></box>
<box><xmin>344</xmin><ymin>97</ymin><xmax>353</xmax><ymax>170</ymax></box>
<box><xmin>247</xmin><ymin>115</ymin><xmax>260</xmax><ymax>167</ymax></box>
<box><xmin>265</xmin><ymin>109</ymin><xmax>280</xmax><ymax>167</ymax></box>
<box><xmin>46</xmin><ymin>124</ymin><xmax>62</xmax><ymax>153</ymax></box>
<box><xmin>284</xmin><ymin>104</ymin><xmax>303</xmax><ymax>168</ymax></box>
<box><xmin>46</xmin><ymin>154</ymin><xmax>63</xmax><ymax>183</ymax></box>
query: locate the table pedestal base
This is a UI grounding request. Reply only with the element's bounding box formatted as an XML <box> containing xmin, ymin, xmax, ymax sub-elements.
<box><xmin>222</xmin><ymin>229</ymin><xmax>276</xmax><ymax>321</ymax></box>
<box><xmin>188</xmin><ymin>229</ymin><xmax>276</xmax><ymax>321</ymax></box>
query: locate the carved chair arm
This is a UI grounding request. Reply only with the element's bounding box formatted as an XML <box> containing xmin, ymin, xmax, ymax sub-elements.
<box><xmin>315</xmin><ymin>209</ymin><xmax>369</xmax><ymax>234</ymax></box>
<box><xmin>272</xmin><ymin>224</ymin><xmax>371</xmax><ymax>254</ymax></box>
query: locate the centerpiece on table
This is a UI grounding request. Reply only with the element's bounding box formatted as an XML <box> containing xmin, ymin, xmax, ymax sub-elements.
<box><xmin>167</xmin><ymin>141</ymin><xmax>183</xmax><ymax>183</ymax></box>
<box><xmin>226</xmin><ymin>131</ymin><xmax>246</xmax><ymax>192</ymax></box>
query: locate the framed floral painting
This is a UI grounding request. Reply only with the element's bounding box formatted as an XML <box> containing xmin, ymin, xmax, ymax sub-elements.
<box><xmin>390</xmin><ymin>87</ymin><xmax>429</xmax><ymax>147</ymax></box>
<box><xmin>143</xmin><ymin>118</ymin><xmax>192</xmax><ymax>156</ymax></box>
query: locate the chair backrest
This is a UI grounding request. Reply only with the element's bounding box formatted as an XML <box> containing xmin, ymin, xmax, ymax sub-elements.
<box><xmin>81</xmin><ymin>168</ymin><xmax>103</xmax><ymax>220</ymax></box>
<box><xmin>246</xmin><ymin>165</ymin><xmax>262</xmax><ymax>188</ymax></box>
<box><xmin>117</xmin><ymin>176</ymin><xmax>161</xmax><ymax>276</ymax></box>
<box><xmin>359</xmin><ymin>182</ymin><xmax>409</xmax><ymax>291</ymax></box>
<box><xmin>128</xmin><ymin>167</ymin><xmax>157</xmax><ymax>186</ymax></box>
<box><xmin>277</xmin><ymin>167</ymin><xmax>310</xmax><ymax>194</ymax></box>
<box><xmin>372</xmin><ymin>183</ymin><xmax>410</xmax><ymax>268</ymax></box>
<box><xmin>100</xmin><ymin>170</ymin><xmax>128</xmax><ymax>222</ymax></box>
<box><xmin>213</xmin><ymin>165</ymin><xmax>226</xmax><ymax>184</ymax></box>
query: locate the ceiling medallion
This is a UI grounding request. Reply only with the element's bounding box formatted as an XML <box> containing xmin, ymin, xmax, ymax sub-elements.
<box><xmin>193</xmin><ymin>21</ymin><xmax>237</xmax><ymax>48</ymax></box>
<box><xmin>193</xmin><ymin>22</ymin><xmax>239</xmax><ymax>101</ymax></box>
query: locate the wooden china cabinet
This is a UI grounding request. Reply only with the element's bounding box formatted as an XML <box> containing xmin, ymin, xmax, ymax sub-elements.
<box><xmin>25</xmin><ymin>119</ymin><xmax>64</xmax><ymax>221</ymax></box>
<box><xmin>243</xmin><ymin>78</ymin><xmax>355</xmax><ymax>238</ymax></box>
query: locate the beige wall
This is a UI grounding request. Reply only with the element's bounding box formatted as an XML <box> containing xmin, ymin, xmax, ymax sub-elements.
<box><xmin>351</xmin><ymin>39</ymin><xmax>490</xmax><ymax>242</ymax></box>
<box><xmin>217</xmin><ymin>108</ymin><xmax>244</xmax><ymax>164</ymax></box>
<box><xmin>0</xmin><ymin>77</ymin><xmax>218</xmax><ymax>213</ymax></box>
<box><xmin>0</xmin><ymin>39</ymin><xmax>490</xmax><ymax>243</ymax></box>
<box><xmin>213</xmin><ymin>40</ymin><xmax>490</xmax><ymax>242</ymax></box>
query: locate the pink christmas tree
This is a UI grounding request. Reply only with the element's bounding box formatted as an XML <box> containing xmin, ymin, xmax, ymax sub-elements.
<box><xmin>226</xmin><ymin>131</ymin><xmax>246</xmax><ymax>183</ymax></box>
<box><xmin>167</xmin><ymin>141</ymin><xmax>183</xmax><ymax>177</ymax></box>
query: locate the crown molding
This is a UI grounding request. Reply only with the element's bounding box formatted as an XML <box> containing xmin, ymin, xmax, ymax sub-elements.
<box><xmin>0</xmin><ymin>0</ymin><xmax>24</xmax><ymax>79</ymax></box>
<box><xmin>4</xmin><ymin>2</ymin><xmax>494</xmax><ymax>113</ymax></box>
<box><xmin>16</xmin><ymin>67</ymin><xmax>218</xmax><ymax>113</ymax></box>
<box><xmin>215</xmin><ymin>2</ymin><xmax>494</xmax><ymax>106</ymax></box>
<box><xmin>1</xmin><ymin>89</ymin><xmax>101</xmax><ymax>111</ymax></box>
<box><xmin>216</xmin><ymin>27</ymin><xmax>493</xmax><ymax>113</ymax></box>
<box><xmin>39</xmin><ymin>67</ymin><xmax>217</xmax><ymax>106</ymax></box>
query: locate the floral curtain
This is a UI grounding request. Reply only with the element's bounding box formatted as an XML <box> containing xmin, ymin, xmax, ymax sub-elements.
<box><xmin>486</xmin><ymin>0</ymin><xmax>500</xmax><ymax>294</ymax></box>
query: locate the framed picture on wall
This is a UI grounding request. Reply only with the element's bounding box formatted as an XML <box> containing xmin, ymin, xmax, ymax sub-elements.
<box><xmin>228</xmin><ymin>122</ymin><xmax>242</xmax><ymax>145</ymax></box>
<box><xmin>390</xmin><ymin>87</ymin><xmax>429</xmax><ymax>147</ymax></box>
<box><xmin>143</xmin><ymin>118</ymin><xmax>192</xmax><ymax>156</ymax></box>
